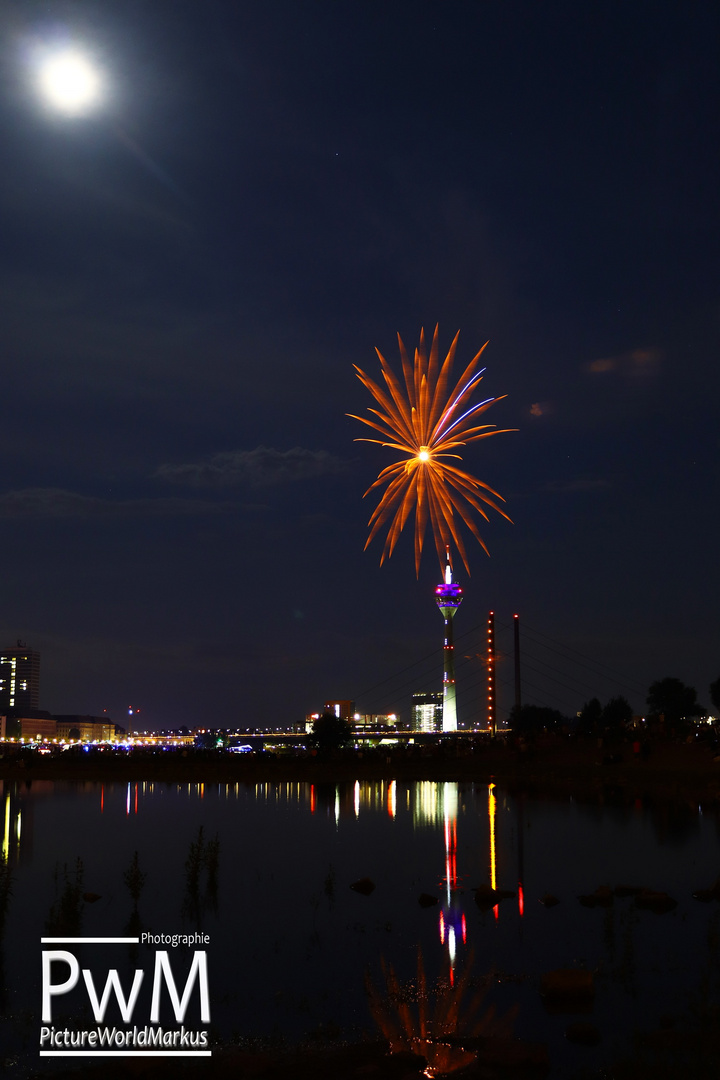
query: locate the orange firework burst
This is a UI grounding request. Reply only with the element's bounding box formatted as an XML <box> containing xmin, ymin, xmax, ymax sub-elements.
<box><xmin>349</xmin><ymin>326</ymin><xmax>515</xmax><ymax>576</ymax></box>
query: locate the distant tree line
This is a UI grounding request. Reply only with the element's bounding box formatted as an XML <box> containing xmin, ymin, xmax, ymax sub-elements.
<box><xmin>510</xmin><ymin>674</ymin><xmax>720</xmax><ymax>738</ymax></box>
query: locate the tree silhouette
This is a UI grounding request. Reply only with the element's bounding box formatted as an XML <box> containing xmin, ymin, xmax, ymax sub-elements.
<box><xmin>647</xmin><ymin>678</ymin><xmax>702</xmax><ymax>729</ymax></box>
<box><xmin>601</xmin><ymin>696</ymin><xmax>634</xmax><ymax>731</ymax></box>
<box><xmin>309</xmin><ymin>712</ymin><xmax>353</xmax><ymax>752</ymax></box>
<box><xmin>710</xmin><ymin>677</ymin><xmax>720</xmax><ymax>714</ymax></box>
<box><xmin>578</xmin><ymin>698</ymin><xmax>602</xmax><ymax>734</ymax></box>
<box><xmin>510</xmin><ymin>704</ymin><xmax>566</xmax><ymax>737</ymax></box>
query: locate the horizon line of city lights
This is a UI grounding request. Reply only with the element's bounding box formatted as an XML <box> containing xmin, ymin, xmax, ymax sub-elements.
<box><xmin>0</xmin><ymin>726</ymin><xmax>498</xmax><ymax>747</ymax></box>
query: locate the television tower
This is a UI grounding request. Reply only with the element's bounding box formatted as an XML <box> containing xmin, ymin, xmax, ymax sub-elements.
<box><xmin>435</xmin><ymin>549</ymin><xmax>463</xmax><ymax>732</ymax></box>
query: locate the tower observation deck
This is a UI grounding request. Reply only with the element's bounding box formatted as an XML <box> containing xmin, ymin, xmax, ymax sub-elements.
<box><xmin>435</xmin><ymin>551</ymin><xmax>463</xmax><ymax>732</ymax></box>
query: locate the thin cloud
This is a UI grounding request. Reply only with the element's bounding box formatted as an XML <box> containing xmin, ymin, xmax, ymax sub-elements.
<box><xmin>529</xmin><ymin>401</ymin><xmax>554</xmax><ymax>417</ymax></box>
<box><xmin>0</xmin><ymin>488</ymin><xmax>223</xmax><ymax>519</ymax></box>
<box><xmin>155</xmin><ymin>446</ymin><xmax>349</xmax><ymax>488</ymax></box>
<box><xmin>586</xmin><ymin>348</ymin><xmax>661</xmax><ymax>376</ymax></box>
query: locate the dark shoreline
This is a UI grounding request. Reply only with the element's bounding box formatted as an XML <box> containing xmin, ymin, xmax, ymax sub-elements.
<box><xmin>4</xmin><ymin>737</ymin><xmax>720</xmax><ymax>807</ymax></box>
<box><xmin>28</xmin><ymin>1038</ymin><xmax>550</xmax><ymax>1080</ymax></box>
<box><xmin>28</xmin><ymin>1027</ymin><xmax>720</xmax><ymax>1079</ymax></box>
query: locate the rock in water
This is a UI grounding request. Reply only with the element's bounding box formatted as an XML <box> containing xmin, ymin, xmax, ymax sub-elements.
<box><xmin>539</xmin><ymin>894</ymin><xmax>560</xmax><ymax>907</ymax></box>
<box><xmin>473</xmin><ymin>884</ymin><xmax>516</xmax><ymax>909</ymax></box>
<box><xmin>635</xmin><ymin>890</ymin><xmax>677</xmax><ymax>913</ymax></box>
<box><xmin>350</xmin><ymin>877</ymin><xmax>375</xmax><ymax>895</ymax></box>
<box><xmin>418</xmin><ymin>893</ymin><xmax>438</xmax><ymax>908</ymax></box>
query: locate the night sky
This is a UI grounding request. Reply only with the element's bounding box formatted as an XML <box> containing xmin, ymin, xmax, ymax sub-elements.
<box><xmin>0</xmin><ymin>1</ymin><xmax>717</xmax><ymax>730</ymax></box>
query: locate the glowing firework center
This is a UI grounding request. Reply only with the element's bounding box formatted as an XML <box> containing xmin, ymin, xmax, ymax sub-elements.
<box><xmin>435</xmin><ymin>555</ymin><xmax>463</xmax><ymax>732</ymax></box>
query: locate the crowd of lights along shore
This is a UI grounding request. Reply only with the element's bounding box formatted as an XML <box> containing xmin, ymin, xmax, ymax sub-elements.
<box><xmin>349</xmin><ymin>325</ymin><xmax>514</xmax><ymax>576</ymax></box>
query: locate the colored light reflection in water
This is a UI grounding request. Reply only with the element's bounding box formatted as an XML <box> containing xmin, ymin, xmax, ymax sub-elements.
<box><xmin>108</xmin><ymin>774</ymin><xmax>504</xmax><ymax>989</ymax></box>
<box><xmin>517</xmin><ymin>793</ymin><xmax>525</xmax><ymax>919</ymax></box>
<box><xmin>106</xmin><ymin>775</ymin><xmax>502</xmax><ymax>964</ymax></box>
<box><xmin>403</xmin><ymin>778</ymin><xmax>506</xmax><ymax>969</ymax></box>
<box><xmin>2</xmin><ymin>793</ymin><xmax>9</xmax><ymax>860</ymax></box>
<box><xmin>1</xmin><ymin>790</ymin><xmax>23</xmax><ymax>865</ymax></box>
<box><xmin>412</xmin><ymin>781</ymin><xmax>467</xmax><ymax>982</ymax></box>
<box><xmin>0</xmin><ymin>775</ymin><xmax>717</xmax><ymax>1080</ymax></box>
<box><xmin>387</xmin><ymin>780</ymin><xmax>396</xmax><ymax>819</ymax></box>
<box><xmin>125</xmin><ymin>783</ymin><xmax>140</xmax><ymax>816</ymax></box>
<box><xmin>489</xmin><ymin>782</ymin><xmax>498</xmax><ymax>919</ymax></box>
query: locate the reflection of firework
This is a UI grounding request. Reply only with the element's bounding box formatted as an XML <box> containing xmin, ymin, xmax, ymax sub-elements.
<box><xmin>349</xmin><ymin>326</ymin><xmax>514</xmax><ymax>575</ymax></box>
<box><xmin>366</xmin><ymin>948</ymin><xmax>516</xmax><ymax>1077</ymax></box>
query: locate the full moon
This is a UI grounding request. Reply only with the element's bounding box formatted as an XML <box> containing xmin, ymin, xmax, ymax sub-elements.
<box><xmin>37</xmin><ymin>50</ymin><xmax>102</xmax><ymax>115</ymax></box>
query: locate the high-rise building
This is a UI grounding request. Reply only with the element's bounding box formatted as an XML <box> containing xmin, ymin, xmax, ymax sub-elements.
<box><xmin>323</xmin><ymin>699</ymin><xmax>354</xmax><ymax>721</ymax></box>
<box><xmin>411</xmin><ymin>692</ymin><xmax>443</xmax><ymax>732</ymax></box>
<box><xmin>0</xmin><ymin>643</ymin><xmax>40</xmax><ymax>714</ymax></box>
<box><xmin>435</xmin><ymin>553</ymin><xmax>463</xmax><ymax>732</ymax></box>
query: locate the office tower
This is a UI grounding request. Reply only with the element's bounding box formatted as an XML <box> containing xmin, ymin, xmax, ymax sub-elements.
<box><xmin>412</xmin><ymin>692</ymin><xmax>443</xmax><ymax>732</ymax></box>
<box><xmin>0</xmin><ymin>643</ymin><xmax>40</xmax><ymax>714</ymax></box>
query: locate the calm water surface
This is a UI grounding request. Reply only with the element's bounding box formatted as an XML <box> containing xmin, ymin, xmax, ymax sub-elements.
<box><xmin>2</xmin><ymin>777</ymin><xmax>719</xmax><ymax>1076</ymax></box>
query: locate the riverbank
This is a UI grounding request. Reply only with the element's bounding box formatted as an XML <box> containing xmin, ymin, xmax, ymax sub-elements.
<box><xmin>28</xmin><ymin>1026</ymin><xmax>720</xmax><ymax>1080</ymax></box>
<box><xmin>29</xmin><ymin>1037</ymin><xmax>550</xmax><ymax>1080</ymax></box>
<box><xmin>3</xmin><ymin>737</ymin><xmax>720</xmax><ymax>807</ymax></box>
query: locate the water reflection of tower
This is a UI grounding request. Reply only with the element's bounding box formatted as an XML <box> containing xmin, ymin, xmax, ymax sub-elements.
<box><xmin>438</xmin><ymin>783</ymin><xmax>467</xmax><ymax>979</ymax></box>
<box><xmin>414</xmin><ymin>782</ymin><xmax>468</xmax><ymax>979</ymax></box>
<box><xmin>435</xmin><ymin>551</ymin><xmax>463</xmax><ymax>732</ymax></box>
